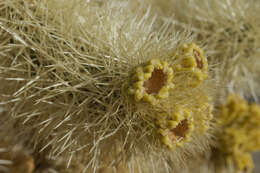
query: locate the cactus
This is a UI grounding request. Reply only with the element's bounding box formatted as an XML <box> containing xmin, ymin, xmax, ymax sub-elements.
<box><xmin>0</xmin><ymin>0</ymin><xmax>260</xmax><ymax>173</ymax></box>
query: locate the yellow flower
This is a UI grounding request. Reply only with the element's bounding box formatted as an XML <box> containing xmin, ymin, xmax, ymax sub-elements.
<box><xmin>230</xmin><ymin>151</ymin><xmax>253</xmax><ymax>173</ymax></box>
<box><xmin>128</xmin><ymin>59</ymin><xmax>174</xmax><ymax>105</ymax></box>
<box><xmin>173</xmin><ymin>43</ymin><xmax>208</xmax><ymax>87</ymax></box>
<box><xmin>217</xmin><ymin>94</ymin><xmax>260</xmax><ymax>172</ymax></box>
<box><xmin>157</xmin><ymin>108</ymin><xmax>194</xmax><ymax>150</ymax></box>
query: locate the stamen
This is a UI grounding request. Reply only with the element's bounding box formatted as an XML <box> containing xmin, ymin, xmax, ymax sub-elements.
<box><xmin>170</xmin><ymin>119</ymin><xmax>189</xmax><ymax>140</ymax></box>
<box><xmin>144</xmin><ymin>69</ymin><xmax>166</xmax><ymax>94</ymax></box>
<box><xmin>193</xmin><ymin>50</ymin><xmax>203</xmax><ymax>69</ymax></box>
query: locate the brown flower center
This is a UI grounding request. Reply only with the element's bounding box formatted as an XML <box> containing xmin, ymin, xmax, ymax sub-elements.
<box><xmin>168</xmin><ymin>119</ymin><xmax>189</xmax><ymax>141</ymax></box>
<box><xmin>193</xmin><ymin>50</ymin><xmax>203</xmax><ymax>69</ymax></box>
<box><xmin>144</xmin><ymin>69</ymin><xmax>166</xmax><ymax>94</ymax></box>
